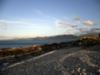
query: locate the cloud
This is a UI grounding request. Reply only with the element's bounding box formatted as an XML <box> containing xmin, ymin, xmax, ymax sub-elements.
<box><xmin>0</xmin><ymin>19</ymin><xmax>35</xmax><ymax>26</ymax></box>
<box><xmin>55</xmin><ymin>19</ymin><xmax>78</xmax><ymax>34</ymax></box>
<box><xmin>55</xmin><ymin>19</ymin><xmax>78</xmax><ymax>28</ymax></box>
<box><xmin>74</xmin><ymin>16</ymin><xmax>81</xmax><ymax>21</ymax></box>
<box><xmin>83</xmin><ymin>20</ymin><xmax>94</xmax><ymax>26</ymax></box>
<box><xmin>55</xmin><ymin>20</ymin><xmax>72</xmax><ymax>28</ymax></box>
<box><xmin>0</xmin><ymin>20</ymin><xmax>8</xmax><ymax>29</ymax></box>
<box><xmin>79</xmin><ymin>28</ymin><xmax>88</xmax><ymax>32</ymax></box>
<box><xmin>0</xmin><ymin>19</ymin><xmax>37</xmax><ymax>31</ymax></box>
<box><xmin>55</xmin><ymin>17</ymin><xmax>97</xmax><ymax>35</ymax></box>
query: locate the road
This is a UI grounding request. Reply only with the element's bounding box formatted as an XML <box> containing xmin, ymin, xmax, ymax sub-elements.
<box><xmin>1</xmin><ymin>46</ymin><xmax>100</xmax><ymax>75</ymax></box>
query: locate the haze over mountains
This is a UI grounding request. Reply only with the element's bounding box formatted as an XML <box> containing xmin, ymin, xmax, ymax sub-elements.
<box><xmin>0</xmin><ymin>35</ymin><xmax>78</xmax><ymax>48</ymax></box>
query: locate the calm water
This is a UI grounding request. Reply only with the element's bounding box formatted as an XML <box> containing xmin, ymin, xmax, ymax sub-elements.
<box><xmin>0</xmin><ymin>38</ymin><xmax>76</xmax><ymax>48</ymax></box>
<box><xmin>0</xmin><ymin>39</ymin><xmax>46</xmax><ymax>48</ymax></box>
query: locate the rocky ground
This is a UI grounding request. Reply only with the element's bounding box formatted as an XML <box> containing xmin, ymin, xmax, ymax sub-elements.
<box><xmin>0</xmin><ymin>46</ymin><xmax>100</xmax><ymax>75</ymax></box>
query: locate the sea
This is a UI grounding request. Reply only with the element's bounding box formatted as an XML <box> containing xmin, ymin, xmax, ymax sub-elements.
<box><xmin>0</xmin><ymin>38</ymin><xmax>76</xmax><ymax>48</ymax></box>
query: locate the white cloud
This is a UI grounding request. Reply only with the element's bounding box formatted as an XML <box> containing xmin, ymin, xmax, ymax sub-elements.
<box><xmin>0</xmin><ymin>16</ymin><xmax>97</xmax><ymax>37</ymax></box>
<box><xmin>55</xmin><ymin>20</ymin><xmax>72</xmax><ymax>28</ymax></box>
<box><xmin>55</xmin><ymin>19</ymin><xmax>78</xmax><ymax>28</ymax></box>
<box><xmin>79</xmin><ymin>28</ymin><xmax>89</xmax><ymax>32</ymax></box>
<box><xmin>0</xmin><ymin>19</ymin><xmax>34</xmax><ymax>25</ymax></box>
<box><xmin>55</xmin><ymin>19</ymin><xmax>78</xmax><ymax>34</ymax></box>
<box><xmin>83</xmin><ymin>20</ymin><xmax>94</xmax><ymax>26</ymax></box>
<box><xmin>55</xmin><ymin>18</ymin><xmax>97</xmax><ymax>35</ymax></box>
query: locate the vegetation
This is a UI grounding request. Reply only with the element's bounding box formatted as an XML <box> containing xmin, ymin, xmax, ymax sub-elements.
<box><xmin>0</xmin><ymin>34</ymin><xmax>100</xmax><ymax>64</ymax></box>
<box><xmin>0</xmin><ymin>45</ymin><xmax>42</xmax><ymax>58</ymax></box>
<box><xmin>0</xmin><ymin>38</ymin><xmax>99</xmax><ymax>58</ymax></box>
<box><xmin>78</xmin><ymin>36</ymin><xmax>100</xmax><ymax>47</ymax></box>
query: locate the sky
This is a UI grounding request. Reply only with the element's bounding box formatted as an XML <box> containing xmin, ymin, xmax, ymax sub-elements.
<box><xmin>0</xmin><ymin>0</ymin><xmax>100</xmax><ymax>39</ymax></box>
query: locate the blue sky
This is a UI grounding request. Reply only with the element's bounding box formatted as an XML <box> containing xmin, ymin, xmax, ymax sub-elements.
<box><xmin>0</xmin><ymin>0</ymin><xmax>100</xmax><ymax>39</ymax></box>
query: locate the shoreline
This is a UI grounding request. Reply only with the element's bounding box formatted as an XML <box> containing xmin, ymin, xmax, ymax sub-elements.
<box><xmin>0</xmin><ymin>39</ymin><xmax>99</xmax><ymax>70</ymax></box>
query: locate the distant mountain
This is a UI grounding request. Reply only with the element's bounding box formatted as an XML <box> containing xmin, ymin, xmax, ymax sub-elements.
<box><xmin>0</xmin><ymin>35</ymin><xmax>78</xmax><ymax>45</ymax></box>
<box><xmin>43</xmin><ymin>35</ymin><xmax>78</xmax><ymax>41</ymax></box>
<box><xmin>13</xmin><ymin>35</ymin><xmax>78</xmax><ymax>40</ymax></box>
<box><xmin>26</xmin><ymin>34</ymin><xmax>78</xmax><ymax>42</ymax></box>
